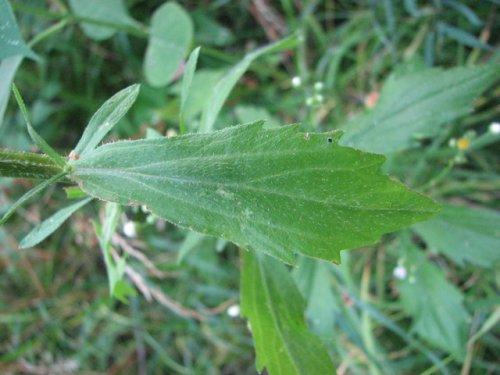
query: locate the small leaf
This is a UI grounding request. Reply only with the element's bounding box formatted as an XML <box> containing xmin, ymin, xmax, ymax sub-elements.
<box><xmin>177</xmin><ymin>231</ymin><xmax>205</xmax><ymax>264</ymax></box>
<box><xmin>443</xmin><ymin>0</ymin><xmax>482</xmax><ymax>27</ymax></box>
<box><xmin>20</xmin><ymin>197</ymin><xmax>92</xmax><ymax>248</ymax></box>
<box><xmin>241</xmin><ymin>250</ymin><xmax>336</xmax><ymax>375</ymax></box>
<box><xmin>414</xmin><ymin>204</ymin><xmax>500</xmax><ymax>268</ymax></box>
<box><xmin>64</xmin><ymin>186</ymin><xmax>87</xmax><ymax>199</ymax></box>
<box><xmin>73</xmin><ymin>84</ymin><xmax>140</xmax><ymax>157</ymax></box>
<box><xmin>0</xmin><ymin>171</ymin><xmax>67</xmax><ymax>225</ymax></box>
<box><xmin>171</xmin><ymin>69</ymin><xmax>223</xmax><ymax>122</ymax></box>
<box><xmin>341</xmin><ymin>64</ymin><xmax>500</xmax><ymax>154</ymax></box>
<box><xmin>95</xmin><ymin>202</ymin><xmax>136</xmax><ymax>302</ymax></box>
<box><xmin>200</xmin><ymin>34</ymin><xmax>300</xmax><ymax>132</ymax></box>
<box><xmin>180</xmin><ymin>46</ymin><xmax>200</xmax><ymax>133</ymax></box>
<box><xmin>398</xmin><ymin>240</ymin><xmax>469</xmax><ymax>358</ymax></box>
<box><xmin>12</xmin><ymin>84</ymin><xmax>66</xmax><ymax>167</ymax></box>
<box><xmin>0</xmin><ymin>56</ymin><xmax>23</xmax><ymax>127</ymax></box>
<box><xmin>0</xmin><ymin>0</ymin><xmax>37</xmax><ymax>59</ymax></box>
<box><xmin>70</xmin><ymin>122</ymin><xmax>439</xmax><ymax>264</ymax></box>
<box><xmin>143</xmin><ymin>2</ymin><xmax>193</xmax><ymax>87</ymax></box>
<box><xmin>437</xmin><ymin>22</ymin><xmax>491</xmax><ymax>50</ymax></box>
<box><xmin>293</xmin><ymin>257</ymin><xmax>338</xmax><ymax>337</ymax></box>
<box><xmin>68</xmin><ymin>0</ymin><xmax>139</xmax><ymax>41</ymax></box>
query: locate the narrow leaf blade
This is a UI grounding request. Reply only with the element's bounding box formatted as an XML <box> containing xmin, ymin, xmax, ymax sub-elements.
<box><xmin>12</xmin><ymin>84</ymin><xmax>66</xmax><ymax>167</ymax></box>
<box><xmin>0</xmin><ymin>171</ymin><xmax>67</xmax><ymax>225</ymax></box>
<box><xmin>241</xmin><ymin>250</ymin><xmax>335</xmax><ymax>375</ymax></box>
<box><xmin>73</xmin><ymin>84</ymin><xmax>140</xmax><ymax>157</ymax></box>
<box><xmin>180</xmin><ymin>47</ymin><xmax>200</xmax><ymax>119</ymax></box>
<box><xmin>20</xmin><ymin>197</ymin><xmax>93</xmax><ymax>248</ymax></box>
<box><xmin>70</xmin><ymin>122</ymin><xmax>439</xmax><ymax>264</ymax></box>
<box><xmin>200</xmin><ymin>34</ymin><xmax>300</xmax><ymax>132</ymax></box>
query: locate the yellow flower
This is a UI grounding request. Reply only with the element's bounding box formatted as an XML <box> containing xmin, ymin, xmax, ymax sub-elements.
<box><xmin>456</xmin><ymin>137</ymin><xmax>470</xmax><ymax>150</ymax></box>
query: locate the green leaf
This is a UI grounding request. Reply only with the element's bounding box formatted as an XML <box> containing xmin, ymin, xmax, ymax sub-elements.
<box><xmin>143</xmin><ymin>2</ymin><xmax>193</xmax><ymax>87</ymax></box>
<box><xmin>0</xmin><ymin>56</ymin><xmax>23</xmax><ymax>127</ymax></box>
<box><xmin>177</xmin><ymin>231</ymin><xmax>205</xmax><ymax>264</ymax></box>
<box><xmin>0</xmin><ymin>0</ymin><xmax>37</xmax><ymax>59</ymax></box>
<box><xmin>398</xmin><ymin>240</ymin><xmax>469</xmax><ymax>359</ymax></box>
<box><xmin>414</xmin><ymin>204</ymin><xmax>500</xmax><ymax>268</ymax></box>
<box><xmin>171</xmin><ymin>69</ymin><xmax>224</xmax><ymax>123</ymax></box>
<box><xmin>70</xmin><ymin>122</ymin><xmax>439</xmax><ymax>264</ymax></box>
<box><xmin>12</xmin><ymin>84</ymin><xmax>66</xmax><ymax>168</ymax></box>
<box><xmin>192</xmin><ymin>12</ymin><xmax>234</xmax><ymax>47</ymax></box>
<box><xmin>0</xmin><ymin>171</ymin><xmax>67</xmax><ymax>225</ymax></box>
<box><xmin>20</xmin><ymin>197</ymin><xmax>92</xmax><ymax>248</ymax></box>
<box><xmin>341</xmin><ymin>64</ymin><xmax>500</xmax><ymax>154</ymax></box>
<box><xmin>200</xmin><ymin>34</ymin><xmax>300</xmax><ymax>132</ymax></box>
<box><xmin>73</xmin><ymin>84</ymin><xmax>140</xmax><ymax>157</ymax></box>
<box><xmin>437</xmin><ymin>22</ymin><xmax>490</xmax><ymax>50</ymax></box>
<box><xmin>68</xmin><ymin>0</ymin><xmax>139</xmax><ymax>41</ymax></box>
<box><xmin>180</xmin><ymin>46</ymin><xmax>200</xmax><ymax>133</ymax></box>
<box><xmin>293</xmin><ymin>257</ymin><xmax>338</xmax><ymax>337</ymax></box>
<box><xmin>443</xmin><ymin>0</ymin><xmax>482</xmax><ymax>27</ymax></box>
<box><xmin>95</xmin><ymin>202</ymin><xmax>136</xmax><ymax>302</ymax></box>
<box><xmin>241</xmin><ymin>250</ymin><xmax>335</xmax><ymax>375</ymax></box>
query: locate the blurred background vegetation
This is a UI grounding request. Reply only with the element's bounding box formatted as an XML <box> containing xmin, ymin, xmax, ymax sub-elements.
<box><xmin>0</xmin><ymin>0</ymin><xmax>499</xmax><ymax>374</ymax></box>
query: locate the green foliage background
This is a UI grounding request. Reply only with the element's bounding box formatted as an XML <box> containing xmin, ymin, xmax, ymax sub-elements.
<box><xmin>0</xmin><ymin>0</ymin><xmax>499</xmax><ymax>374</ymax></box>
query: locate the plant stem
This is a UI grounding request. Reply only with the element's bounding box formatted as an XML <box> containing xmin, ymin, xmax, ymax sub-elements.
<box><xmin>0</xmin><ymin>149</ymin><xmax>63</xmax><ymax>179</ymax></box>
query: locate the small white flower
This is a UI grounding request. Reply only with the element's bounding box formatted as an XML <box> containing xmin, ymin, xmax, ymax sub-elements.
<box><xmin>123</xmin><ymin>221</ymin><xmax>137</xmax><ymax>238</ymax></box>
<box><xmin>448</xmin><ymin>138</ymin><xmax>456</xmax><ymax>147</ymax></box>
<box><xmin>489</xmin><ymin>122</ymin><xmax>500</xmax><ymax>134</ymax></box>
<box><xmin>314</xmin><ymin>81</ymin><xmax>324</xmax><ymax>91</ymax></box>
<box><xmin>305</xmin><ymin>96</ymin><xmax>314</xmax><ymax>106</ymax></box>
<box><xmin>314</xmin><ymin>93</ymin><xmax>324</xmax><ymax>103</ymax></box>
<box><xmin>393</xmin><ymin>265</ymin><xmax>407</xmax><ymax>280</ymax></box>
<box><xmin>146</xmin><ymin>214</ymin><xmax>156</xmax><ymax>224</ymax></box>
<box><xmin>227</xmin><ymin>304</ymin><xmax>240</xmax><ymax>318</ymax></box>
<box><xmin>167</xmin><ymin>129</ymin><xmax>178</xmax><ymax>138</ymax></box>
<box><xmin>291</xmin><ymin>76</ymin><xmax>302</xmax><ymax>88</ymax></box>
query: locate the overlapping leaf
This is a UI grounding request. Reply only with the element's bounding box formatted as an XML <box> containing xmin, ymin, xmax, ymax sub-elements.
<box><xmin>241</xmin><ymin>250</ymin><xmax>335</xmax><ymax>374</ymax></box>
<box><xmin>398</xmin><ymin>241</ymin><xmax>469</xmax><ymax>358</ymax></box>
<box><xmin>414</xmin><ymin>204</ymin><xmax>500</xmax><ymax>267</ymax></box>
<box><xmin>0</xmin><ymin>0</ymin><xmax>37</xmax><ymax>59</ymax></box>
<box><xmin>143</xmin><ymin>2</ymin><xmax>193</xmax><ymax>87</ymax></box>
<box><xmin>341</xmin><ymin>64</ymin><xmax>499</xmax><ymax>154</ymax></box>
<box><xmin>70</xmin><ymin>121</ymin><xmax>439</xmax><ymax>264</ymax></box>
<box><xmin>68</xmin><ymin>0</ymin><xmax>139</xmax><ymax>41</ymax></box>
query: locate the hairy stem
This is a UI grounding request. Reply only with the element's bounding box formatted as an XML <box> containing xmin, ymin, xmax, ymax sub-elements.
<box><xmin>0</xmin><ymin>149</ymin><xmax>64</xmax><ymax>179</ymax></box>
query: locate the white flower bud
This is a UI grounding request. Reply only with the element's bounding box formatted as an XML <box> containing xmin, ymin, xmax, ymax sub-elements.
<box><xmin>123</xmin><ymin>221</ymin><xmax>137</xmax><ymax>238</ymax></box>
<box><xmin>227</xmin><ymin>304</ymin><xmax>240</xmax><ymax>318</ymax></box>
<box><xmin>291</xmin><ymin>76</ymin><xmax>302</xmax><ymax>88</ymax></box>
<box><xmin>393</xmin><ymin>265</ymin><xmax>407</xmax><ymax>280</ymax></box>
<box><xmin>489</xmin><ymin>122</ymin><xmax>500</xmax><ymax>134</ymax></box>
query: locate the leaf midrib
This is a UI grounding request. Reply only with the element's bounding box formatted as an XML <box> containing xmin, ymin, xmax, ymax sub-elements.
<box><xmin>257</xmin><ymin>256</ymin><xmax>301</xmax><ymax>374</ymax></box>
<box><xmin>75</xmin><ymin>167</ymin><xmax>433</xmax><ymax>214</ymax></box>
